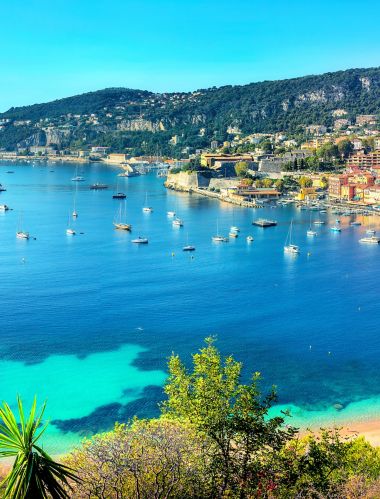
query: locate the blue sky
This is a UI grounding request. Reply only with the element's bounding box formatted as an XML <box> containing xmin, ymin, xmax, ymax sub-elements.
<box><xmin>1</xmin><ymin>0</ymin><xmax>379</xmax><ymax>111</ymax></box>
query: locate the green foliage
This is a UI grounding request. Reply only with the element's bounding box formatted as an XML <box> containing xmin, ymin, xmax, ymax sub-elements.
<box><xmin>1</xmin><ymin>68</ymin><xmax>380</xmax><ymax>152</ymax></box>
<box><xmin>0</xmin><ymin>397</ymin><xmax>78</xmax><ymax>498</ymax></box>
<box><xmin>234</xmin><ymin>160</ymin><xmax>249</xmax><ymax>177</ymax></box>
<box><xmin>65</xmin><ymin>419</ymin><xmax>209</xmax><ymax>498</ymax></box>
<box><xmin>162</xmin><ymin>337</ymin><xmax>298</xmax><ymax>497</ymax></box>
<box><xmin>298</xmin><ymin>176</ymin><xmax>313</xmax><ymax>188</ymax></box>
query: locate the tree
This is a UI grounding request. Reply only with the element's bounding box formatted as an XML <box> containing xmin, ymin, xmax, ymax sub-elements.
<box><xmin>234</xmin><ymin>161</ymin><xmax>249</xmax><ymax>177</ymax></box>
<box><xmin>298</xmin><ymin>176</ymin><xmax>313</xmax><ymax>188</ymax></box>
<box><xmin>65</xmin><ymin>419</ymin><xmax>209</xmax><ymax>498</ymax></box>
<box><xmin>262</xmin><ymin>178</ymin><xmax>274</xmax><ymax>188</ymax></box>
<box><xmin>274</xmin><ymin>179</ymin><xmax>284</xmax><ymax>192</ymax></box>
<box><xmin>0</xmin><ymin>397</ymin><xmax>77</xmax><ymax>498</ymax></box>
<box><xmin>337</xmin><ymin>139</ymin><xmax>354</xmax><ymax>158</ymax></box>
<box><xmin>162</xmin><ymin>338</ymin><xmax>298</xmax><ymax>497</ymax></box>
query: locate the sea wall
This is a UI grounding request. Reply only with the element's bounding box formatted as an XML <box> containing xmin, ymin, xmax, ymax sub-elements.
<box><xmin>165</xmin><ymin>171</ymin><xmax>210</xmax><ymax>191</ymax></box>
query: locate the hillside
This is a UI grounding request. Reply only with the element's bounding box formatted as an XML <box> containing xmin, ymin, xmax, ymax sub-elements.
<box><xmin>1</xmin><ymin>67</ymin><xmax>380</xmax><ymax>154</ymax></box>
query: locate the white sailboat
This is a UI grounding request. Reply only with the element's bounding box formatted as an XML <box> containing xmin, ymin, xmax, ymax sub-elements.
<box><xmin>72</xmin><ymin>182</ymin><xmax>78</xmax><ymax>218</ymax></box>
<box><xmin>142</xmin><ymin>192</ymin><xmax>153</xmax><ymax>213</ymax></box>
<box><xmin>359</xmin><ymin>235</ymin><xmax>380</xmax><ymax>244</ymax></box>
<box><xmin>114</xmin><ymin>202</ymin><xmax>132</xmax><ymax>231</ymax></box>
<box><xmin>71</xmin><ymin>165</ymin><xmax>85</xmax><ymax>182</ymax></box>
<box><xmin>284</xmin><ymin>220</ymin><xmax>299</xmax><ymax>254</ymax></box>
<box><xmin>307</xmin><ymin>214</ymin><xmax>317</xmax><ymax>236</ymax></box>
<box><xmin>66</xmin><ymin>214</ymin><xmax>76</xmax><ymax>235</ymax></box>
<box><xmin>212</xmin><ymin>219</ymin><xmax>228</xmax><ymax>242</ymax></box>
<box><xmin>172</xmin><ymin>218</ymin><xmax>183</xmax><ymax>227</ymax></box>
<box><xmin>16</xmin><ymin>212</ymin><xmax>29</xmax><ymax>239</ymax></box>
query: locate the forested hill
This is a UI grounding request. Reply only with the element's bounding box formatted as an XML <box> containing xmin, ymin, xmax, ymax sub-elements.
<box><xmin>1</xmin><ymin>67</ymin><xmax>380</xmax><ymax>153</ymax></box>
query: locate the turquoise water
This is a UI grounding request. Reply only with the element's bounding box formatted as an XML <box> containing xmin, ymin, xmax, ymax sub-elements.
<box><xmin>1</xmin><ymin>161</ymin><xmax>380</xmax><ymax>452</ymax></box>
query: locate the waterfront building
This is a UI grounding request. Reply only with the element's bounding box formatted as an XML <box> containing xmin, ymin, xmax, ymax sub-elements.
<box><xmin>231</xmin><ymin>187</ymin><xmax>280</xmax><ymax>202</ymax></box>
<box><xmin>295</xmin><ymin>187</ymin><xmax>319</xmax><ymax>201</ymax></box>
<box><xmin>106</xmin><ymin>153</ymin><xmax>129</xmax><ymax>164</ymax></box>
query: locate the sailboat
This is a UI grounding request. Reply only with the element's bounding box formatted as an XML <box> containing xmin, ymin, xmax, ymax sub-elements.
<box><xmin>284</xmin><ymin>220</ymin><xmax>299</xmax><ymax>254</ymax></box>
<box><xmin>183</xmin><ymin>233</ymin><xmax>195</xmax><ymax>251</ymax></box>
<box><xmin>366</xmin><ymin>217</ymin><xmax>376</xmax><ymax>235</ymax></box>
<box><xmin>142</xmin><ymin>192</ymin><xmax>153</xmax><ymax>213</ymax></box>
<box><xmin>71</xmin><ymin>165</ymin><xmax>85</xmax><ymax>182</ymax></box>
<box><xmin>72</xmin><ymin>182</ymin><xmax>78</xmax><ymax>218</ymax></box>
<box><xmin>212</xmin><ymin>219</ymin><xmax>228</xmax><ymax>242</ymax></box>
<box><xmin>230</xmin><ymin>209</ymin><xmax>240</xmax><ymax>233</ymax></box>
<box><xmin>114</xmin><ymin>202</ymin><xmax>132</xmax><ymax>231</ymax></box>
<box><xmin>112</xmin><ymin>180</ymin><xmax>126</xmax><ymax>199</ymax></box>
<box><xmin>16</xmin><ymin>212</ymin><xmax>29</xmax><ymax>239</ymax></box>
<box><xmin>172</xmin><ymin>218</ymin><xmax>183</xmax><ymax>227</ymax></box>
<box><xmin>66</xmin><ymin>214</ymin><xmax>76</xmax><ymax>235</ymax></box>
<box><xmin>307</xmin><ymin>214</ymin><xmax>317</xmax><ymax>236</ymax></box>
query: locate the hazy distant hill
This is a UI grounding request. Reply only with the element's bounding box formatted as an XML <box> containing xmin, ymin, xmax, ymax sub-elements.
<box><xmin>1</xmin><ymin>67</ymin><xmax>379</xmax><ymax>153</ymax></box>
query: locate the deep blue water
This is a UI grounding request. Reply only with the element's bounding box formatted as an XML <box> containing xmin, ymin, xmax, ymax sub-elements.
<box><xmin>1</xmin><ymin>161</ymin><xmax>380</xmax><ymax>451</ymax></box>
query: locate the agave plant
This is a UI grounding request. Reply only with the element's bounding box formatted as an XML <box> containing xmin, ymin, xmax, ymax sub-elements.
<box><xmin>0</xmin><ymin>397</ymin><xmax>78</xmax><ymax>498</ymax></box>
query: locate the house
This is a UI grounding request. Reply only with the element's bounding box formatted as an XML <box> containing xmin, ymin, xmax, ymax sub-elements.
<box><xmin>356</xmin><ymin>115</ymin><xmax>377</xmax><ymax>126</ymax></box>
<box><xmin>295</xmin><ymin>187</ymin><xmax>319</xmax><ymax>201</ymax></box>
<box><xmin>363</xmin><ymin>185</ymin><xmax>380</xmax><ymax>205</ymax></box>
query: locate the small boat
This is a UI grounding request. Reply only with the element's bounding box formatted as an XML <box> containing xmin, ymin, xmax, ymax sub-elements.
<box><xmin>183</xmin><ymin>245</ymin><xmax>196</xmax><ymax>252</ymax></box>
<box><xmin>0</xmin><ymin>184</ymin><xmax>6</xmax><ymax>192</ymax></box>
<box><xmin>172</xmin><ymin>218</ymin><xmax>183</xmax><ymax>227</ymax></box>
<box><xmin>307</xmin><ymin>214</ymin><xmax>317</xmax><ymax>236</ymax></box>
<box><xmin>246</xmin><ymin>235</ymin><xmax>254</xmax><ymax>242</ymax></box>
<box><xmin>230</xmin><ymin>226</ymin><xmax>240</xmax><ymax>233</ymax></box>
<box><xmin>167</xmin><ymin>211</ymin><xmax>176</xmax><ymax>217</ymax></box>
<box><xmin>284</xmin><ymin>244</ymin><xmax>300</xmax><ymax>254</ymax></box>
<box><xmin>114</xmin><ymin>223</ymin><xmax>131</xmax><ymax>231</ymax></box>
<box><xmin>284</xmin><ymin>220</ymin><xmax>300</xmax><ymax>254</ymax></box>
<box><xmin>336</xmin><ymin>219</ymin><xmax>341</xmax><ymax>224</ymax></box>
<box><xmin>229</xmin><ymin>232</ymin><xmax>238</xmax><ymax>238</ymax></box>
<box><xmin>16</xmin><ymin>213</ymin><xmax>29</xmax><ymax>239</ymax></box>
<box><xmin>253</xmin><ymin>219</ymin><xmax>277</xmax><ymax>227</ymax></box>
<box><xmin>90</xmin><ymin>183</ymin><xmax>108</xmax><ymax>190</ymax></box>
<box><xmin>319</xmin><ymin>210</ymin><xmax>327</xmax><ymax>214</ymax></box>
<box><xmin>16</xmin><ymin>231</ymin><xmax>29</xmax><ymax>240</ymax></box>
<box><xmin>350</xmin><ymin>221</ymin><xmax>361</xmax><ymax>226</ymax></box>
<box><xmin>66</xmin><ymin>228</ymin><xmax>76</xmax><ymax>235</ymax></box>
<box><xmin>330</xmin><ymin>226</ymin><xmax>341</xmax><ymax>232</ymax></box>
<box><xmin>314</xmin><ymin>220</ymin><xmax>325</xmax><ymax>225</ymax></box>
<box><xmin>359</xmin><ymin>236</ymin><xmax>380</xmax><ymax>244</ymax></box>
<box><xmin>114</xmin><ymin>202</ymin><xmax>131</xmax><ymax>231</ymax></box>
<box><xmin>143</xmin><ymin>192</ymin><xmax>153</xmax><ymax>212</ymax></box>
<box><xmin>112</xmin><ymin>192</ymin><xmax>127</xmax><ymax>199</ymax></box>
<box><xmin>0</xmin><ymin>204</ymin><xmax>9</xmax><ymax>211</ymax></box>
<box><xmin>6</xmin><ymin>171</ymin><xmax>14</xmax><ymax>174</ymax></box>
<box><xmin>71</xmin><ymin>176</ymin><xmax>85</xmax><ymax>181</ymax></box>
<box><xmin>72</xmin><ymin>211</ymin><xmax>78</xmax><ymax>218</ymax></box>
<box><xmin>132</xmin><ymin>237</ymin><xmax>148</xmax><ymax>244</ymax></box>
<box><xmin>366</xmin><ymin>229</ymin><xmax>376</xmax><ymax>235</ymax></box>
<box><xmin>212</xmin><ymin>220</ymin><xmax>228</xmax><ymax>242</ymax></box>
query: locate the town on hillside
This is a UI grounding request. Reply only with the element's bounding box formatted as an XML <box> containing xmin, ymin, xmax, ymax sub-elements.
<box><xmin>1</xmin><ymin>112</ymin><xmax>380</xmax><ymax>209</ymax></box>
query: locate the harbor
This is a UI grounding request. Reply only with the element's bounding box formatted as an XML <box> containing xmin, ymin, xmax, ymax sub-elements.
<box><xmin>1</xmin><ymin>160</ymin><xmax>380</xmax><ymax>456</ymax></box>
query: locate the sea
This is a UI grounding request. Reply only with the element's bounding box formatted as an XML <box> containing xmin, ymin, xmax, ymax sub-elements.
<box><xmin>0</xmin><ymin>160</ymin><xmax>380</xmax><ymax>454</ymax></box>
